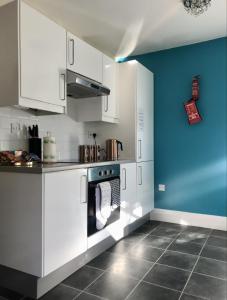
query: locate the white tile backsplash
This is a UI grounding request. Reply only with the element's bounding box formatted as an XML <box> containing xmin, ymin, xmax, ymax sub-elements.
<box><xmin>0</xmin><ymin>107</ymin><xmax>99</xmax><ymax>160</ymax></box>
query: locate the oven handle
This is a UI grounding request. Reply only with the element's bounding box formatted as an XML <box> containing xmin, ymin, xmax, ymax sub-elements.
<box><xmin>80</xmin><ymin>174</ymin><xmax>87</xmax><ymax>203</ymax></box>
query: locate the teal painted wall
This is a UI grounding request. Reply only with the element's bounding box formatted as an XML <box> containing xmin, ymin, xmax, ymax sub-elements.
<box><xmin>131</xmin><ymin>38</ymin><xmax>227</xmax><ymax>217</ymax></box>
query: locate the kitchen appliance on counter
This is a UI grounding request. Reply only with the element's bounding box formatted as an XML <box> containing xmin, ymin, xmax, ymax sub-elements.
<box><xmin>67</xmin><ymin>70</ymin><xmax>110</xmax><ymax>99</ymax></box>
<box><xmin>79</xmin><ymin>145</ymin><xmax>101</xmax><ymax>163</ymax></box>
<box><xmin>87</xmin><ymin>164</ymin><xmax>120</xmax><ymax>237</ymax></box>
<box><xmin>106</xmin><ymin>139</ymin><xmax>123</xmax><ymax>161</ymax></box>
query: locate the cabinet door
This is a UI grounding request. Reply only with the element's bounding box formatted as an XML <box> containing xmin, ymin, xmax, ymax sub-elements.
<box><xmin>120</xmin><ymin>163</ymin><xmax>137</xmax><ymax>226</ymax></box>
<box><xmin>44</xmin><ymin>169</ymin><xmax>87</xmax><ymax>276</ymax></box>
<box><xmin>102</xmin><ymin>55</ymin><xmax>119</xmax><ymax>122</ymax></box>
<box><xmin>20</xmin><ymin>1</ymin><xmax>66</xmax><ymax>108</ymax></box>
<box><xmin>137</xmin><ymin>161</ymin><xmax>154</xmax><ymax>217</ymax></box>
<box><xmin>67</xmin><ymin>32</ymin><xmax>102</xmax><ymax>83</ymax></box>
<box><xmin>136</xmin><ymin>64</ymin><xmax>154</xmax><ymax>162</ymax></box>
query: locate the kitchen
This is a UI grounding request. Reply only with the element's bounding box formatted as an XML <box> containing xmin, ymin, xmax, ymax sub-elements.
<box><xmin>0</xmin><ymin>1</ymin><xmax>226</xmax><ymax>300</ymax></box>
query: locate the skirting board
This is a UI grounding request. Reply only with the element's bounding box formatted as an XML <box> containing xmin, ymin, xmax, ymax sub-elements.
<box><xmin>150</xmin><ymin>209</ymin><xmax>227</xmax><ymax>231</ymax></box>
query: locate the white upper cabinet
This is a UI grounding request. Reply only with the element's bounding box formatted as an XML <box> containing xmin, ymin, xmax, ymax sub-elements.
<box><xmin>20</xmin><ymin>1</ymin><xmax>66</xmax><ymax>108</ymax></box>
<box><xmin>136</xmin><ymin>63</ymin><xmax>154</xmax><ymax>162</ymax></box>
<box><xmin>102</xmin><ymin>55</ymin><xmax>119</xmax><ymax>122</ymax></box>
<box><xmin>102</xmin><ymin>60</ymin><xmax>154</xmax><ymax>161</ymax></box>
<box><xmin>67</xmin><ymin>32</ymin><xmax>102</xmax><ymax>83</ymax></box>
<box><xmin>0</xmin><ymin>1</ymin><xmax>67</xmax><ymax>113</ymax></box>
<box><xmin>69</xmin><ymin>53</ymin><xmax>119</xmax><ymax>123</ymax></box>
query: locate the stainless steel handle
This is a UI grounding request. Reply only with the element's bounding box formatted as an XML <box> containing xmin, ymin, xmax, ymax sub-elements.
<box><xmin>138</xmin><ymin>166</ymin><xmax>143</xmax><ymax>185</ymax></box>
<box><xmin>69</xmin><ymin>38</ymin><xmax>75</xmax><ymax>65</ymax></box>
<box><xmin>60</xmin><ymin>73</ymin><xmax>66</xmax><ymax>100</ymax></box>
<box><xmin>80</xmin><ymin>175</ymin><xmax>87</xmax><ymax>203</ymax></box>
<box><xmin>104</xmin><ymin>96</ymin><xmax>109</xmax><ymax>112</ymax></box>
<box><xmin>122</xmin><ymin>168</ymin><xmax>127</xmax><ymax>190</ymax></box>
<box><xmin>138</xmin><ymin>139</ymin><xmax>142</xmax><ymax>159</ymax></box>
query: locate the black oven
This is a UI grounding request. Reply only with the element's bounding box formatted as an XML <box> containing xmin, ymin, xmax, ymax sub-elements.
<box><xmin>87</xmin><ymin>164</ymin><xmax>120</xmax><ymax>237</ymax></box>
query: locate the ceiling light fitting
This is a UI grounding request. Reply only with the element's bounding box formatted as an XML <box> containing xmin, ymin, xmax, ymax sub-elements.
<box><xmin>183</xmin><ymin>0</ymin><xmax>211</xmax><ymax>16</ymax></box>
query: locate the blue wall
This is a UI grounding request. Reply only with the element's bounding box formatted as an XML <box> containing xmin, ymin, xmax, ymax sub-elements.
<box><xmin>131</xmin><ymin>38</ymin><xmax>227</xmax><ymax>217</ymax></box>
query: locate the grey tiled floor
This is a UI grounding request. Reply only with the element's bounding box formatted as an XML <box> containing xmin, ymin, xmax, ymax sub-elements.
<box><xmin>0</xmin><ymin>221</ymin><xmax>227</xmax><ymax>300</ymax></box>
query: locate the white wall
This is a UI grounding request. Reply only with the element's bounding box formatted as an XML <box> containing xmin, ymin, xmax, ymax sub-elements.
<box><xmin>0</xmin><ymin>106</ymin><xmax>99</xmax><ymax>160</ymax></box>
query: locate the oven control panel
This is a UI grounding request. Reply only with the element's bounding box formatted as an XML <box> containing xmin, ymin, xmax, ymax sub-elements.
<box><xmin>88</xmin><ymin>164</ymin><xmax>120</xmax><ymax>182</ymax></box>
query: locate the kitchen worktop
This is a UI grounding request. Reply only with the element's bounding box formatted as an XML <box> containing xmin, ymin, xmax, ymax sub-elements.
<box><xmin>0</xmin><ymin>160</ymin><xmax>135</xmax><ymax>174</ymax></box>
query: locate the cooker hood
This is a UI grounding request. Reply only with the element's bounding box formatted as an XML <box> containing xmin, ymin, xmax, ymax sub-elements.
<box><xmin>67</xmin><ymin>70</ymin><xmax>110</xmax><ymax>99</ymax></box>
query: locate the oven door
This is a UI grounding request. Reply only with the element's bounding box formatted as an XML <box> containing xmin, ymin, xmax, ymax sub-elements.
<box><xmin>88</xmin><ymin>176</ymin><xmax>120</xmax><ymax>237</ymax></box>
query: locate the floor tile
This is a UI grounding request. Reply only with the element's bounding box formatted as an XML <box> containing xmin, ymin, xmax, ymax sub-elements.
<box><xmin>76</xmin><ymin>292</ymin><xmax>106</xmax><ymax>300</ymax></box>
<box><xmin>207</xmin><ymin>236</ymin><xmax>227</xmax><ymax>249</ymax></box>
<box><xmin>201</xmin><ymin>244</ymin><xmax>227</xmax><ymax>262</ymax></box>
<box><xmin>85</xmin><ymin>272</ymin><xmax>138</xmax><ymax>300</ymax></box>
<box><xmin>0</xmin><ymin>287</ymin><xmax>23</xmax><ymax>300</ymax></box>
<box><xmin>144</xmin><ymin>264</ymin><xmax>190</xmax><ymax>291</ymax></box>
<box><xmin>107</xmin><ymin>240</ymin><xmax>132</xmax><ymax>255</ymax></box>
<box><xmin>128</xmin><ymin>244</ymin><xmax>164</xmax><ymax>262</ymax></box>
<box><xmin>177</xmin><ymin>233</ymin><xmax>207</xmax><ymax>245</ymax></box>
<box><xmin>158</xmin><ymin>251</ymin><xmax>198</xmax><ymax>271</ymax></box>
<box><xmin>168</xmin><ymin>240</ymin><xmax>203</xmax><ymax>255</ymax></box>
<box><xmin>133</xmin><ymin>221</ymin><xmax>160</xmax><ymax>234</ymax></box>
<box><xmin>211</xmin><ymin>230</ymin><xmax>227</xmax><ymax>239</ymax></box>
<box><xmin>40</xmin><ymin>284</ymin><xmax>80</xmax><ymax>300</ymax></box>
<box><xmin>127</xmin><ymin>281</ymin><xmax>180</xmax><ymax>300</ymax></box>
<box><xmin>184</xmin><ymin>273</ymin><xmax>227</xmax><ymax>300</ymax></box>
<box><xmin>158</xmin><ymin>222</ymin><xmax>187</xmax><ymax>231</ymax></box>
<box><xmin>183</xmin><ymin>226</ymin><xmax>211</xmax><ymax>235</ymax></box>
<box><xmin>142</xmin><ymin>235</ymin><xmax>173</xmax><ymax>249</ymax></box>
<box><xmin>109</xmin><ymin>255</ymin><xmax>153</xmax><ymax>279</ymax></box>
<box><xmin>194</xmin><ymin>257</ymin><xmax>227</xmax><ymax>280</ymax></box>
<box><xmin>180</xmin><ymin>294</ymin><xmax>204</xmax><ymax>300</ymax></box>
<box><xmin>123</xmin><ymin>233</ymin><xmax>146</xmax><ymax>243</ymax></box>
<box><xmin>63</xmin><ymin>265</ymin><xmax>104</xmax><ymax>290</ymax></box>
<box><xmin>87</xmin><ymin>251</ymin><xmax>120</xmax><ymax>270</ymax></box>
<box><xmin>149</xmin><ymin>227</ymin><xmax>180</xmax><ymax>238</ymax></box>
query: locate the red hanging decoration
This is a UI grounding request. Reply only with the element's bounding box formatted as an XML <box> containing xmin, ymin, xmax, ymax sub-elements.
<box><xmin>184</xmin><ymin>100</ymin><xmax>202</xmax><ymax>125</ymax></box>
<box><xmin>184</xmin><ymin>75</ymin><xmax>202</xmax><ymax>125</ymax></box>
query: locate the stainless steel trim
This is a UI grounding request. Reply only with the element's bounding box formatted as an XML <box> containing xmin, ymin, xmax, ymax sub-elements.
<box><xmin>138</xmin><ymin>140</ymin><xmax>142</xmax><ymax>159</ymax></box>
<box><xmin>69</xmin><ymin>39</ymin><xmax>74</xmax><ymax>65</ymax></box>
<box><xmin>138</xmin><ymin>166</ymin><xmax>143</xmax><ymax>185</ymax></box>
<box><xmin>60</xmin><ymin>73</ymin><xmax>66</xmax><ymax>100</ymax></box>
<box><xmin>80</xmin><ymin>175</ymin><xmax>87</xmax><ymax>203</ymax></box>
<box><xmin>122</xmin><ymin>168</ymin><xmax>127</xmax><ymax>190</ymax></box>
<box><xmin>104</xmin><ymin>96</ymin><xmax>109</xmax><ymax>112</ymax></box>
<box><xmin>88</xmin><ymin>164</ymin><xmax>120</xmax><ymax>182</ymax></box>
<box><xmin>67</xmin><ymin>70</ymin><xmax>110</xmax><ymax>99</ymax></box>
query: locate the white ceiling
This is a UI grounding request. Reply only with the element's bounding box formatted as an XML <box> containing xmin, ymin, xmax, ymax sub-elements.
<box><xmin>1</xmin><ymin>0</ymin><xmax>226</xmax><ymax>58</ymax></box>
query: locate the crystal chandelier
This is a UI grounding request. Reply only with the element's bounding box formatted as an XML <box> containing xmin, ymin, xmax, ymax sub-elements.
<box><xmin>183</xmin><ymin>0</ymin><xmax>212</xmax><ymax>16</ymax></box>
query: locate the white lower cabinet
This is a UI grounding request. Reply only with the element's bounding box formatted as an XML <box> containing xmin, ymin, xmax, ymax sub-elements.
<box><xmin>120</xmin><ymin>163</ymin><xmax>137</xmax><ymax>226</ymax></box>
<box><xmin>43</xmin><ymin>169</ymin><xmax>88</xmax><ymax>276</ymax></box>
<box><xmin>136</xmin><ymin>161</ymin><xmax>154</xmax><ymax>217</ymax></box>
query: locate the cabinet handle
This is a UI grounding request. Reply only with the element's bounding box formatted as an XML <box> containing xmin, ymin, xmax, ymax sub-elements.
<box><xmin>138</xmin><ymin>166</ymin><xmax>143</xmax><ymax>185</ymax></box>
<box><xmin>104</xmin><ymin>96</ymin><xmax>109</xmax><ymax>112</ymax></box>
<box><xmin>69</xmin><ymin>38</ymin><xmax>75</xmax><ymax>65</ymax></box>
<box><xmin>122</xmin><ymin>168</ymin><xmax>127</xmax><ymax>190</ymax></box>
<box><xmin>138</xmin><ymin>139</ymin><xmax>142</xmax><ymax>159</ymax></box>
<box><xmin>60</xmin><ymin>73</ymin><xmax>66</xmax><ymax>100</ymax></box>
<box><xmin>80</xmin><ymin>175</ymin><xmax>87</xmax><ymax>203</ymax></box>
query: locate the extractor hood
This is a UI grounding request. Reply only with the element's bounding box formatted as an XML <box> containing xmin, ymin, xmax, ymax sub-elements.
<box><xmin>67</xmin><ymin>70</ymin><xmax>110</xmax><ymax>99</ymax></box>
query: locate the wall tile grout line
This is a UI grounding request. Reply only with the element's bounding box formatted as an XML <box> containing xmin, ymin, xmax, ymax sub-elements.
<box><xmin>178</xmin><ymin>228</ymin><xmax>212</xmax><ymax>300</ymax></box>
<box><xmin>123</xmin><ymin>226</ymin><xmax>186</xmax><ymax>300</ymax></box>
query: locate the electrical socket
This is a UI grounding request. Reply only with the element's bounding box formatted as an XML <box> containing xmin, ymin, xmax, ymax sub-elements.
<box><xmin>158</xmin><ymin>184</ymin><xmax>166</xmax><ymax>192</ymax></box>
<box><xmin>88</xmin><ymin>131</ymin><xmax>97</xmax><ymax>139</ymax></box>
